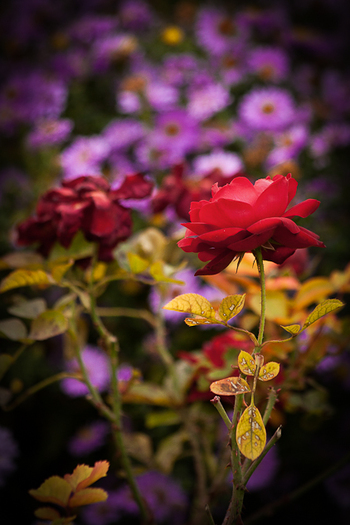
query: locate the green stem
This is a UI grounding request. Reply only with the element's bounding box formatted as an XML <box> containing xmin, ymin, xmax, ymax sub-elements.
<box><xmin>253</xmin><ymin>248</ymin><xmax>267</xmax><ymax>351</ymax></box>
<box><xmin>242</xmin><ymin>426</ymin><xmax>282</xmax><ymax>485</ymax></box>
<box><xmin>222</xmin><ymin>394</ymin><xmax>245</xmax><ymax>525</ymax></box>
<box><xmin>2</xmin><ymin>372</ymin><xmax>78</xmax><ymax>411</ymax></box>
<box><xmin>87</xmin><ymin>257</ymin><xmax>153</xmax><ymax>524</ymax></box>
<box><xmin>211</xmin><ymin>396</ymin><xmax>232</xmax><ymax>430</ymax></box>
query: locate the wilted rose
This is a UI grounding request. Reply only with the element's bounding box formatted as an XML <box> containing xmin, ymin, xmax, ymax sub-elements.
<box><xmin>178</xmin><ymin>173</ymin><xmax>325</xmax><ymax>276</ymax></box>
<box><xmin>16</xmin><ymin>174</ymin><xmax>153</xmax><ymax>260</ymax></box>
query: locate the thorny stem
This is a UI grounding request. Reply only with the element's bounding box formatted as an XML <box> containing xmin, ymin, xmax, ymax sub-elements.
<box><xmin>86</xmin><ymin>255</ymin><xmax>153</xmax><ymax>524</ymax></box>
<box><xmin>253</xmin><ymin>248</ymin><xmax>267</xmax><ymax>351</ymax></box>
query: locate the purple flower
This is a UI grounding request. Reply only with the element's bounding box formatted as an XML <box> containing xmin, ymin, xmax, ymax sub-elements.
<box><xmin>192</xmin><ymin>150</ymin><xmax>243</xmax><ymax>178</ymax></box>
<box><xmin>162</xmin><ymin>54</ymin><xmax>200</xmax><ymax>87</ymax></box>
<box><xmin>0</xmin><ymin>426</ymin><xmax>18</xmax><ymax>487</ymax></box>
<box><xmin>238</xmin><ymin>87</ymin><xmax>296</xmax><ymax>132</ymax></box>
<box><xmin>247</xmin><ymin>46</ymin><xmax>290</xmax><ymax>82</ymax></box>
<box><xmin>81</xmin><ymin>490</ymin><xmax>123</xmax><ymax>525</ymax></box>
<box><xmin>150</xmin><ymin>110</ymin><xmax>200</xmax><ymax>156</ymax></box>
<box><xmin>187</xmin><ymin>82</ymin><xmax>232</xmax><ymax>121</ymax></box>
<box><xmin>60</xmin><ymin>136</ymin><xmax>110</xmax><ymax>179</ymax></box>
<box><xmin>91</xmin><ymin>34</ymin><xmax>138</xmax><ymax>73</ymax></box>
<box><xmin>309</xmin><ymin>123</ymin><xmax>350</xmax><ymax>161</ymax></box>
<box><xmin>68</xmin><ymin>420</ymin><xmax>109</xmax><ymax>456</ymax></box>
<box><xmin>195</xmin><ymin>7</ymin><xmax>248</xmax><ymax>56</ymax></box>
<box><xmin>246</xmin><ymin>444</ymin><xmax>279</xmax><ymax>491</ymax></box>
<box><xmin>26</xmin><ymin>118</ymin><xmax>73</xmax><ymax>150</ymax></box>
<box><xmin>68</xmin><ymin>15</ymin><xmax>118</xmax><ymax>44</ymax></box>
<box><xmin>119</xmin><ymin>0</ymin><xmax>155</xmax><ymax>31</ymax></box>
<box><xmin>102</xmin><ymin>118</ymin><xmax>145</xmax><ymax>152</ymax></box>
<box><xmin>61</xmin><ymin>345</ymin><xmax>111</xmax><ymax>397</ymax></box>
<box><xmin>145</xmin><ymin>81</ymin><xmax>179</xmax><ymax>112</ymax></box>
<box><xmin>265</xmin><ymin>124</ymin><xmax>309</xmax><ymax>168</ymax></box>
<box><xmin>103</xmin><ymin>471</ymin><xmax>188</xmax><ymax>524</ymax></box>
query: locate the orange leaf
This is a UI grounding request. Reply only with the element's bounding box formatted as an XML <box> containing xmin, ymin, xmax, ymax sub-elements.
<box><xmin>69</xmin><ymin>487</ymin><xmax>108</xmax><ymax>507</ymax></box>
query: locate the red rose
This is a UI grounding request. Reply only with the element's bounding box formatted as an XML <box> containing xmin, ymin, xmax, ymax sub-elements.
<box><xmin>178</xmin><ymin>173</ymin><xmax>325</xmax><ymax>276</ymax></box>
<box><xmin>16</xmin><ymin>174</ymin><xmax>153</xmax><ymax>260</ymax></box>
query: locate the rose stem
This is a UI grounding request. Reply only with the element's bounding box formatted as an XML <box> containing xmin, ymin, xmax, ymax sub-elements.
<box><xmin>253</xmin><ymin>248</ymin><xmax>267</xmax><ymax>352</ymax></box>
<box><xmin>88</xmin><ymin>256</ymin><xmax>153</xmax><ymax>524</ymax></box>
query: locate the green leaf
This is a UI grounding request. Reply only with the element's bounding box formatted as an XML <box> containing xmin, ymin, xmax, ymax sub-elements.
<box><xmin>122</xmin><ymin>382</ymin><xmax>173</xmax><ymax>406</ymax></box>
<box><xmin>0</xmin><ymin>269</ymin><xmax>52</xmax><ymax>293</ymax></box>
<box><xmin>154</xmin><ymin>430</ymin><xmax>189</xmax><ymax>474</ymax></box>
<box><xmin>149</xmin><ymin>261</ymin><xmax>185</xmax><ymax>284</ymax></box>
<box><xmin>303</xmin><ymin>299</ymin><xmax>344</xmax><ymax>329</ymax></box>
<box><xmin>163</xmin><ymin>293</ymin><xmax>216</xmax><ymax>319</ymax></box>
<box><xmin>0</xmin><ymin>354</ymin><xmax>14</xmax><ymax>380</ymax></box>
<box><xmin>236</xmin><ymin>403</ymin><xmax>266</xmax><ymax>460</ymax></box>
<box><xmin>127</xmin><ymin>252</ymin><xmax>150</xmax><ymax>274</ymax></box>
<box><xmin>218</xmin><ymin>294</ymin><xmax>246</xmax><ymax>321</ymax></box>
<box><xmin>7</xmin><ymin>298</ymin><xmax>47</xmax><ymax>319</ymax></box>
<box><xmin>48</xmin><ymin>231</ymin><xmax>94</xmax><ymax>263</ymax></box>
<box><xmin>0</xmin><ymin>318</ymin><xmax>28</xmax><ymax>341</ymax></box>
<box><xmin>28</xmin><ymin>310</ymin><xmax>68</xmax><ymax>340</ymax></box>
<box><xmin>146</xmin><ymin>410</ymin><xmax>181</xmax><ymax>428</ymax></box>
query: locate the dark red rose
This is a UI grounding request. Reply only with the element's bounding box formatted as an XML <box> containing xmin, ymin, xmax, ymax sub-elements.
<box><xmin>16</xmin><ymin>174</ymin><xmax>153</xmax><ymax>260</ymax></box>
<box><xmin>151</xmin><ymin>163</ymin><xmax>244</xmax><ymax>221</ymax></box>
<box><xmin>178</xmin><ymin>173</ymin><xmax>325</xmax><ymax>276</ymax></box>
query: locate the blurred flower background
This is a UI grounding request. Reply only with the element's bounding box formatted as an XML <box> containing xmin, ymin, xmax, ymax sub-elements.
<box><xmin>0</xmin><ymin>1</ymin><xmax>350</xmax><ymax>524</ymax></box>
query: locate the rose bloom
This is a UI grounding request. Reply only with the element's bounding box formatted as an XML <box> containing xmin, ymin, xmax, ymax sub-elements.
<box><xmin>178</xmin><ymin>173</ymin><xmax>325</xmax><ymax>276</ymax></box>
<box><xmin>16</xmin><ymin>174</ymin><xmax>153</xmax><ymax>260</ymax></box>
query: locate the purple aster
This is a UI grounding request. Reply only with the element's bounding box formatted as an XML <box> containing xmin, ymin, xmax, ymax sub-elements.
<box><xmin>60</xmin><ymin>136</ymin><xmax>110</xmax><ymax>179</ymax></box>
<box><xmin>102</xmin><ymin>118</ymin><xmax>145</xmax><ymax>152</ymax></box>
<box><xmin>150</xmin><ymin>109</ymin><xmax>200</xmax><ymax>156</ymax></box>
<box><xmin>195</xmin><ymin>7</ymin><xmax>248</xmax><ymax>56</ymax></box>
<box><xmin>149</xmin><ymin>268</ymin><xmax>202</xmax><ymax>323</ymax></box>
<box><xmin>199</xmin><ymin>120</ymin><xmax>237</xmax><ymax>149</ymax></box>
<box><xmin>68</xmin><ymin>15</ymin><xmax>118</xmax><ymax>44</ymax></box>
<box><xmin>215</xmin><ymin>43</ymin><xmax>248</xmax><ymax>86</ymax></box>
<box><xmin>238</xmin><ymin>87</ymin><xmax>296</xmax><ymax>132</ymax></box>
<box><xmin>247</xmin><ymin>46</ymin><xmax>290</xmax><ymax>83</ymax></box>
<box><xmin>68</xmin><ymin>420</ymin><xmax>109</xmax><ymax>456</ymax></box>
<box><xmin>246</xmin><ymin>443</ymin><xmax>279</xmax><ymax>491</ymax></box>
<box><xmin>187</xmin><ymin>82</ymin><xmax>232</xmax><ymax>121</ymax></box>
<box><xmin>119</xmin><ymin>0</ymin><xmax>155</xmax><ymax>31</ymax></box>
<box><xmin>0</xmin><ymin>426</ymin><xmax>19</xmax><ymax>487</ymax></box>
<box><xmin>321</xmin><ymin>69</ymin><xmax>350</xmax><ymax>118</ymax></box>
<box><xmin>265</xmin><ymin>124</ymin><xmax>309</xmax><ymax>168</ymax></box>
<box><xmin>117</xmin><ymin>363</ymin><xmax>134</xmax><ymax>383</ymax></box>
<box><xmin>61</xmin><ymin>345</ymin><xmax>111</xmax><ymax>397</ymax></box>
<box><xmin>26</xmin><ymin>118</ymin><xmax>73</xmax><ymax>150</ymax></box>
<box><xmin>192</xmin><ymin>150</ymin><xmax>243</xmax><ymax>178</ymax></box>
<box><xmin>310</xmin><ymin>122</ymin><xmax>350</xmax><ymax>160</ymax></box>
<box><xmin>107</xmin><ymin>471</ymin><xmax>188</xmax><ymax>524</ymax></box>
<box><xmin>50</xmin><ymin>48</ymin><xmax>91</xmax><ymax>82</ymax></box>
<box><xmin>145</xmin><ymin>81</ymin><xmax>179</xmax><ymax>112</ymax></box>
<box><xmin>162</xmin><ymin>54</ymin><xmax>201</xmax><ymax>87</ymax></box>
<box><xmin>81</xmin><ymin>489</ymin><xmax>123</xmax><ymax>525</ymax></box>
<box><xmin>117</xmin><ymin>90</ymin><xmax>142</xmax><ymax>113</ymax></box>
<box><xmin>91</xmin><ymin>34</ymin><xmax>138</xmax><ymax>73</ymax></box>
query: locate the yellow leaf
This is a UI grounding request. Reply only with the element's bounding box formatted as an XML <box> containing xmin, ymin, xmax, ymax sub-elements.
<box><xmin>218</xmin><ymin>294</ymin><xmax>246</xmax><ymax>321</ymax></box>
<box><xmin>258</xmin><ymin>362</ymin><xmax>280</xmax><ymax>382</ymax></box>
<box><xmin>0</xmin><ymin>269</ymin><xmax>52</xmax><ymax>293</ymax></box>
<box><xmin>250</xmin><ymin>290</ymin><xmax>289</xmax><ymax>321</ymax></box>
<box><xmin>280</xmin><ymin>324</ymin><xmax>301</xmax><ymax>335</ymax></box>
<box><xmin>210</xmin><ymin>376</ymin><xmax>251</xmax><ymax>396</ymax></box>
<box><xmin>163</xmin><ymin>293</ymin><xmax>215</xmax><ymax>319</ymax></box>
<box><xmin>237</xmin><ymin>351</ymin><xmax>256</xmax><ymax>376</ymax></box>
<box><xmin>149</xmin><ymin>261</ymin><xmax>185</xmax><ymax>284</ymax></box>
<box><xmin>303</xmin><ymin>299</ymin><xmax>344</xmax><ymax>329</ymax></box>
<box><xmin>65</xmin><ymin>461</ymin><xmax>109</xmax><ymax>492</ymax></box>
<box><xmin>184</xmin><ymin>317</ymin><xmax>220</xmax><ymax>326</ymax></box>
<box><xmin>236</xmin><ymin>403</ymin><xmax>266</xmax><ymax>460</ymax></box>
<box><xmin>293</xmin><ymin>277</ymin><xmax>334</xmax><ymax>311</ymax></box>
<box><xmin>50</xmin><ymin>261</ymin><xmax>74</xmax><ymax>283</ymax></box>
<box><xmin>69</xmin><ymin>488</ymin><xmax>108</xmax><ymax>507</ymax></box>
<box><xmin>29</xmin><ymin>476</ymin><xmax>72</xmax><ymax>507</ymax></box>
<box><xmin>127</xmin><ymin>252</ymin><xmax>149</xmax><ymax>274</ymax></box>
<box><xmin>34</xmin><ymin>507</ymin><xmax>61</xmax><ymax>520</ymax></box>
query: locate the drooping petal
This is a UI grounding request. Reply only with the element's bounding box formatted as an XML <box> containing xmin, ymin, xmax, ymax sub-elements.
<box><xmin>248</xmin><ymin>216</ymin><xmax>300</xmax><ymax>235</ymax></box>
<box><xmin>272</xmin><ymin>224</ymin><xmax>324</xmax><ymax>249</ymax></box>
<box><xmin>195</xmin><ymin>249</ymin><xmax>236</xmax><ymax>276</ymax></box>
<box><xmin>283</xmin><ymin>199</ymin><xmax>320</xmax><ymax>219</ymax></box>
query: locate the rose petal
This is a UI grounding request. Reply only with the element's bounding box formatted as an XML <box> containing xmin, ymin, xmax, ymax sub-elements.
<box><xmin>283</xmin><ymin>199</ymin><xmax>320</xmax><ymax>219</ymax></box>
<box><xmin>199</xmin><ymin>199</ymin><xmax>254</xmax><ymax>228</ymax></box>
<box><xmin>254</xmin><ymin>175</ymin><xmax>289</xmax><ymax>220</ymax></box>
<box><xmin>213</xmin><ymin>177</ymin><xmax>256</xmax><ymax>203</ymax></box>
<box><xmin>195</xmin><ymin>250</ymin><xmax>235</xmax><ymax>276</ymax></box>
